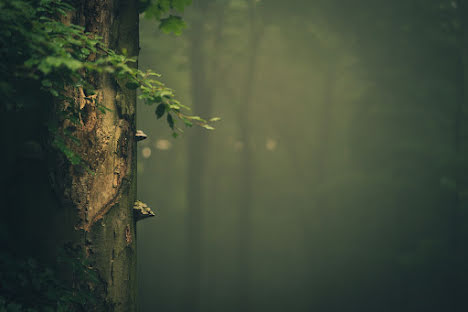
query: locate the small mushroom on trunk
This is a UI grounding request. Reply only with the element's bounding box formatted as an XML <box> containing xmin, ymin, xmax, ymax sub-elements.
<box><xmin>135</xmin><ymin>130</ymin><xmax>148</xmax><ymax>142</ymax></box>
<box><xmin>133</xmin><ymin>200</ymin><xmax>156</xmax><ymax>221</ymax></box>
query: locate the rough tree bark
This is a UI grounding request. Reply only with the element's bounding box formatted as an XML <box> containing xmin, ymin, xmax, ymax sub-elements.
<box><xmin>1</xmin><ymin>1</ymin><xmax>139</xmax><ymax>311</ymax></box>
<box><xmin>59</xmin><ymin>1</ymin><xmax>139</xmax><ymax>310</ymax></box>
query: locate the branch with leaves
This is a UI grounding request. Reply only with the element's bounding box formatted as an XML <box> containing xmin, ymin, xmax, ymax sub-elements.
<box><xmin>0</xmin><ymin>0</ymin><xmax>217</xmax><ymax>165</ymax></box>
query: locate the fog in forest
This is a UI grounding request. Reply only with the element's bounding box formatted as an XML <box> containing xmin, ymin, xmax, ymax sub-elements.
<box><xmin>136</xmin><ymin>1</ymin><xmax>468</xmax><ymax>311</ymax></box>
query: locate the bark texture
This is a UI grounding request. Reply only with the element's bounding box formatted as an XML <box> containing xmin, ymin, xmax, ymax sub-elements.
<box><xmin>1</xmin><ymin>1</ymin><xmax>139</xmax><ymax>311</ymax></box>
<box><xmin>56</xmin><ymin>1</ymin><xmax>139</xmax><ymax>310</ymax></box>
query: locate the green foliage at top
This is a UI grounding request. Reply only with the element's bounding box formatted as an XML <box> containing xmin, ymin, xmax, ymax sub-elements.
<box><xmin>142</xmin><ymin>0</ymin><xmax>192</xmax><ymax>19</ymax></box>
<box><xmin>0</xmin><ymin>0</ymin><xmax>214</xmax><ymax>165</ymax></box>
<box><xmin>159</xmin><ymin>15</ymin><xmax>187</xmax><ymax>35</ymax></box>
<box><xmin>140</xmin><ymin>0</ymin><xmax>191</xmax><ymax>35</ymax></box>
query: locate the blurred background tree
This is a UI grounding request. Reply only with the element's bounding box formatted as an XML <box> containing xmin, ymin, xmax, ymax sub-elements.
<box><xmin>137</xmin><ymin>0</ymin><xmax>468</xmax><ymax>312</ymax></box>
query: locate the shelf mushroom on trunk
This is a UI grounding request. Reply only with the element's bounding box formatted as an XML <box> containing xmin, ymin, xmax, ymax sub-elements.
<box><xmin>135</xmin><ymin>130</ymin><xmax>148</xmax><ymax>142</ymax></box>
<box><xmin>133</xmin><ymin>200</ymin><xmax>155</xmax><ymax>221</ymax></box>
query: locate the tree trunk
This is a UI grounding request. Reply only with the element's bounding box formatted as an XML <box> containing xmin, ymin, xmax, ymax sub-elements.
<box><xmin>303</xmin><ymin>61</ymin><xmax>337</xmax><ymax>312</ymax></box>
<box><xmin>63</xmin><ymin>1</ymin><xmax>139</xmax><ymax>310</ymax></box>
<box><xmin>237</xmin><ymin>1</ymin><xmax>262</xmax><ymax>310</ymax></box>
<box><xmin>1</xmin><ymin>1</ymin><xmax>139</xmax><ymax>310</ymax></box>
<box><xmin>185</xmin><ymin>2</ymin><xmax>226</xmax><ymax>309</ymax></box>
<box><xmin>186</xmin><ymin>2</ymin><xmax>211</xmax><ymax>311</ymax></box>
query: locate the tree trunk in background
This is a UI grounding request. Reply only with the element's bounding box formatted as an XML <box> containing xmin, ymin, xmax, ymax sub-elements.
<box><xmin>186</xmin><ymin>2</ymin><xmax>226</xmax><ymax>310</ymax></box>
<box><xmin>203</xmin><ymin>2</ymin><xmax>226</xmax><ymax>302</ymax></box>
<box><xmin>314</xmin><ymin>63</ymin><xmax>336</xmax><ymax>183</ymax></box>
<box><xmin>237</xmin><ymin>1</ymin><xmax>262</xmax><ymax>310</ymax></box>
<box><xmin>305</xmin><ymin>62</ymin><xmax>337</xmax><ymax>311</ymax></box>
<box><xmin>186</xmin><ymin>2</ymin><xmax>211</xmax><ymax>311</ymax></box>
<box><xmin>2</xmin><ymin>1</ymin><xmax>139</xmax><ymax>310</ymax></box>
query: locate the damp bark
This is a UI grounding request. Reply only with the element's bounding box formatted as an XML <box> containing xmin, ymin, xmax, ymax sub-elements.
<box><xmin>0</xmin><ymin>1</ymin><xmax>139</xmax><ymax>311</ymax></box>
<box><xmin>62</xmin><ymin>1</ymin><xmax>139</xmax><ymax>310</ymax></box>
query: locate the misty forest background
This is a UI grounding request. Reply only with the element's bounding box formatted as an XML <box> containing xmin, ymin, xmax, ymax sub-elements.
<box><xmin>1</xmin><ymin>0</ymin><xmax>465</xmax><ymax>311</ymax></box>
<box><xmin>136</xmin><ymin>0</ymin><xmax>468</xmax><ymax>312</ymax></box>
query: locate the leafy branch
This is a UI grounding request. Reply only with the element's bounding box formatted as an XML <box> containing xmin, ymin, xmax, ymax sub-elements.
<box><xmin>1</xmin><ymin>0</ymin><xmax>216</xmax><ymax>165</ymax></box>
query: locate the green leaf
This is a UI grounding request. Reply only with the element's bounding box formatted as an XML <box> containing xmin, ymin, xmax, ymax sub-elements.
<box><xmin>209</xmin><ymin>117</ymin><xmax>221</xmax><ymax>122</ymax></box>
<box><xmin>125</xmin><ymin>80</ymin><xmax>140</xmax><ymax>90</ymax></box>
<box><xmin>187</xmin><ymin>116</ymin><xmax>205</xmax><ymax>122</ymax></box>
<box><xmin>201</xmin><ymin>124</ymin><xmax>215</xmax><ymax>130</ymax></box>
<box><xmin>160</xmin><ymin>0</ymin><xmax>171</xmax><ymax>12</ymax></box>
<box><xmin>41</xmin><ymin>79</ymin><xmax>52</xmax><ymax>88</ymax></box>
<box><xmin>183</xmin><ymin>119</ymin><xmax>193</xmax><ymax>127</ymax></box>
<box><xmin>172</xmin><ymin>0</ymin><xmax>192</xmax><ymax>11</ymax></box>
<box><xmin>167</xmin><ymin>113</ymin><xmax>174</xmax><ymax>129</ymax></box>
<box><xmin>155</xmin><ymin>103</ymin><xmax>166</xmax><ymax>119</ymax></box>
<box><xmin>50</xmin><ymin>89</ymin><xmax>59</xmax><ymax>97</ymax></box>
<box><xmin>159</xmin><ymin>15</ymin><xmax>187</xmax><ymax>36</ymax></box>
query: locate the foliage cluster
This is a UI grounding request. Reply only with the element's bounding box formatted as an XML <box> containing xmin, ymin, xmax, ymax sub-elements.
<box><xmin>141</xmin><ymin>0</ymin><xmax>192</xmax><ymax>35</ymax></box>
<box><xmin>0</xmin><ymin>0</ymin><xmax>214</xmax><ymax>166</ymax></box>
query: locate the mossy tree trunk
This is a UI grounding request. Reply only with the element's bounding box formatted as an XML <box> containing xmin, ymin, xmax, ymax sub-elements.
<box><xmin>1</xmin><ymin>1</ymin><xmax>139</xmax><ymax>310</ymax></box>
<box><xmin>59</xmin><ymin>1</ymin><xmax>139</xmax><ymax>310</ymax></box>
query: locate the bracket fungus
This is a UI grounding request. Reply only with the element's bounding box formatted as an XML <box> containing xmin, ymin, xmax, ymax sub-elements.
<box><xmin>135</xmin><ymin>130</ymin><xmax>148</xmax><ymax>142</ymax></box>
<box><xmin>133</xmin><ymin>200</ymin><xmax>155</xmax><ymax>221</ymax></box>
